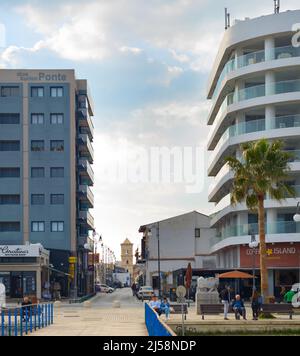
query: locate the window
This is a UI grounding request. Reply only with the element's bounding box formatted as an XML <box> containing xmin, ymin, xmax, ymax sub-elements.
<box><xmin>50</xmin><ymin>167</ymin><xmax>64</xmax><ymax>178</ymax></box>
<box><xmin>31</xmin><ymin>194</ymin><xmax>45</xmax><ymax>205</ymax></box>
<box><xmin>51</xmin><ymin>221</ymin><xmax>64</xmax><ymax>232</ymax></box>
<box><xmin>50</xmin><ymin>194</ymin><xmax>64</xmax><ymax>205</ymax></box>
<box><xmin>50</xmin><ymin>87</ymin><xmax>63</xmax><ymax>97</ymax></box>
<box><xmin>0</xmin><ymin>168</ymin><xmax>20</xmax><ymax>178</ymax></box>
<box><xmin>1</xmin><ymin>86</ymin><xmax>19</xmax><ymax>97</ymax></box>
<box><xmin>0</xmin><ymin>222</ymin><xmax>20</xmax><ymax>232</ymax></box>
<box><xmin>31</xmin><ymin>140</ymin><xmax>44</xmax><ymax>152</ymax></box>
<box><xmin>0</xmin><ymin>195</ymin><xmax>20</xmax><ymax>205</ymax></box>
<box><xmin>50</xmin><ymin>113</ymin><xmax>64</xmax><ymax>125</ymax></box>
<box><xmin>31</xmin><ymin>87</ymin><xmax>44</xmax><ymax>97</ymax></box>
<box><xmin>50</xmin><ymin>140</ymin><xmax>64</xmax><ymax>152</ymax></box>
<box><xmin>195</xmin><ymin>228</ymin><xmax>200</xmax><ymax>238</ymax></box>
<box><xmin>31</xmin><ymin>221</ymin><xmax>45</xmax><ymax>232</ymax></box>
<box><xmin>31</xmin><ymin>167</ymin><xmax>45</xmax><ymax>178</ymax></box>
<box><xmin>0</xmin><ymin>141</ymin><xmax>20</xmax><ymax>151</ymax></box>
<box><xmin>0</xmin><ymin>114</ymin><xmax>20</xmax><ymax>124</ymax></box>
<box><xmin>31</xmin><ymin>114</ymin><xmax>44</xmax><ymax>125</ymax></box>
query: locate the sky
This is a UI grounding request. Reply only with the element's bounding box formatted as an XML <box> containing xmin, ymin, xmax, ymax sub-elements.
<box><xmin>1</xmin><ymin>0</ymin><xmax>300</xmax><ymax>259</ymax></box>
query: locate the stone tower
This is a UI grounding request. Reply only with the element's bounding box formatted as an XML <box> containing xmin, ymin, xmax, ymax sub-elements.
<box><xmin>120</xmin><ymin>238</ymin><xmax>134</xmax><ymax>282</ymax></box>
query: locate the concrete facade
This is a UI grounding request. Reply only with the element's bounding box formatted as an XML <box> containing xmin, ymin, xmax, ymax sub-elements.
<box><xmin>0</xmin><ymin>70</ymin><xmax>95</xmax><ymax>298</ymax></box>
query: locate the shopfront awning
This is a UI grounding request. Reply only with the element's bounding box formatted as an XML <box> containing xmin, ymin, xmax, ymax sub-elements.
<box><xmin>48</xmin><ymin>267</ymin><xmax>71</xmax><ymax>277</ymax></box>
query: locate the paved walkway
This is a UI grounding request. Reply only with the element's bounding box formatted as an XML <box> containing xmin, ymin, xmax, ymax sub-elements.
<box><xmin>31</xmin><ymin>289</ymin><xmax>148</xmax><ymax>336</ymax></box>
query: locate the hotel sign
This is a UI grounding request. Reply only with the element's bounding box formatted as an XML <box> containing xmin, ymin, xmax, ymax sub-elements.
<box><xmin>0</xmin><ymin>245</ymin><xmax>42</xmax><ymax>257</ymax></box>
<box><xmin>16</xmin><ymin>72</ymin><xmax>67</xmax><ymax>82</ymax></box>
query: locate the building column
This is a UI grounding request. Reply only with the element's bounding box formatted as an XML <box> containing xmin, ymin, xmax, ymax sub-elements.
<box><xmin>36</xmin><ymin>269</ymin><xmax>42</xmax><ymax>299</ymax></box>
<box><xmin>235</xmin><ymin>111</ymin><xmax>245</xmax><ymax>135</ymax></box>
<box><xmin>265</xmin><ymin>104</ymin><xmax>276</xmax><ymax>130</ymax></box>
<box><xmin>265</xmin><ymin>37</ymin><xmax>275</xmax><ymax>61</ymax></box>
<box><xmin>235</xmin><ymin>47</ymin><xmax>243</xmax><ymax>69</ymax></box>
<box><xmin>267</xmin><ymin>209</ymin><xmax>277</xmax><ymax>234</ymax></box>
<box><xmin>268</xmin><ymin>269</ymin><xmax>274</xmax><ymax>297</ymax></box>
<box><xmin>265</xmin><ymin>70</ymin><xmax>275</xmax><ymax>96</ymax></box>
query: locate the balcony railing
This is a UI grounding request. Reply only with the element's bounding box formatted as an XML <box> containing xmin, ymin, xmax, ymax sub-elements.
<box><xmin>78</xmin><ymin>134</ymin><xmax>94</xmax><ymax>162</ymax></box>
<box><xmin>78</xmin><ymin>210</ymin><xmax>94</xmax><ymax>229</ymax></box>
<box><xmin>78</xmin><ymin>185</ymin><xmax>94</xmax><ymax>207</ymax></box>
<box><xmin>214</xmin><ymin>220</ymin><xmax>300</xmax><ymax>243</ymax></box>
<box><xmin>212</xmin><ymin>45</ymin><xmax>300</xmax><ymax>99</ymax></box>
<box><xmin>78</xmin><ymin>158</ymin><xmax>94</xmax><ymax>184</ymax></box>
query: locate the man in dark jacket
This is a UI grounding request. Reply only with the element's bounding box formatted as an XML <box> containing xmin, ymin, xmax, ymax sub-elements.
<box><xmin>21</xmin><ymin>296</ymin><xmax>32</xmax><ymax>322</ymax></box>
<box><xmin>220</xmin><ymin>285</ymin><xmax>231</xmax><ymax>320</ymax></box>
<box><xmin>232</xmin><ymin>294</ymin><xmax>247</xmax><ymax>320</ymax></box>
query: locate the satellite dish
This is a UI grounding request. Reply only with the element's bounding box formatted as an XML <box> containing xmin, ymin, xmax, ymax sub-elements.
<box><xmin>176</xmin><ymin>285</ymin><xmax>186</xmax><ymax>298</ymax></box>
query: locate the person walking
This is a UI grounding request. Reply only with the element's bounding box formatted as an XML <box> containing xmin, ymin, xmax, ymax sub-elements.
<box><xmin>220</xmin><ymin>285</ymin><xmax>231</xmax><ymax>320</ymax></box>
<box><xmin>232</xmin><ymin>294</ymin><xmax>247</xmax><ymax>320</ymax></box>
<box><xmin>251</xmin><ymin>290</ymin><xmax>261</xmax><ymax>320</ymax></box>
<box><xmin>131</xmin><ymin>283</ymin><xmax>137</xmax><ymax>297</ymax></box>
<box><xmin>21</xmin><ymin>296</ymin><xmax>32</xmax><ymax>322</ymax></box>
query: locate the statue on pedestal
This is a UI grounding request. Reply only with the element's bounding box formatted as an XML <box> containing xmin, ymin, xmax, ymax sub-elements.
<box><xmin>195</xmin><ymin>276</ymin><xmax>220</xmax><ymax>314</ymax></box>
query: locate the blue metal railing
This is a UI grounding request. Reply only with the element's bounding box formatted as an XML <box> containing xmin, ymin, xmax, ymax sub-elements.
<box><xmin>145</xmin><ymin>303</ymin><xmax>173</xmax><ymax>337</ymax></box>
<box><xmin>0</xmin><ymin>303</ymin><xmax>54</xmax><ymax>336</ymax></box>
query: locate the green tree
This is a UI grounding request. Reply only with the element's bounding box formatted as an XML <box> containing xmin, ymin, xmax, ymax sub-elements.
<box><xmin>225</xmin><ymin>139</ymin><xmax>295</xmax><ymax>300</ymax></box>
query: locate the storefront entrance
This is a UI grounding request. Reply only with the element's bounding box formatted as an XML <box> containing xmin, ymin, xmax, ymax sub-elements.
<box><xmin>0</xmin><ymin>271</ymin><xmax>37</xmax><ymax>299</ymax></box>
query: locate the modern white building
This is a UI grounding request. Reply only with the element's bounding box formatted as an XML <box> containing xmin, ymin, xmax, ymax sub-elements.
<box><xmin>139</xmin><ymin>211</ymin><xmax>216</xmax><ymax>292</ymax></box>
<box><xmin>207</xmin><ymin>10</ymin><xmax>300</xmax><ymax>297</ymax></box>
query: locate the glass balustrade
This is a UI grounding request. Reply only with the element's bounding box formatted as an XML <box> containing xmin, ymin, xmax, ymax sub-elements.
<box><xmin>212</xmin><ymin>45</ymin><xmax>300</xmax><ymax>100</ymax></box>
<box><xmin>215</xmin><ymin>220</ymin><xmax>300</xmax><ymax>242</ymax></box>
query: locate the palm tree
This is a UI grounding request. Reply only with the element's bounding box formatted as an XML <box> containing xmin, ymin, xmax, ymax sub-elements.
<box><xmin>225</xmin><ymin>139</ymin><xmax>296</xmax><ymax>301</ymax></box>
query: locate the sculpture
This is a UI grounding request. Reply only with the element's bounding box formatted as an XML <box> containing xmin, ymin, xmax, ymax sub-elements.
<box><xmin>197</xmin><ymin>276</ymin><xmax>219</xmax><ymax>293</ymax></box>
<box><xmin>196</xmin><ymin>276</ymin><xmax>220</xmax><ymax>315</ymax></box>
<box><xmin>0</xmin><ymin>283</ymin><xmax>6</xmax><ymax>309</ymax></box>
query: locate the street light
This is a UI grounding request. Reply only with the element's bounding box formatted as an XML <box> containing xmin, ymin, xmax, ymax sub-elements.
<box><xmin>248</xmin><ymin>231</ymin><xmax>259</xmax><ymax>294</ymax></box>
<box><xmin>293</xmin><ymin>202</ymin><xmax>300</xmax><ymax>222</ymax></box>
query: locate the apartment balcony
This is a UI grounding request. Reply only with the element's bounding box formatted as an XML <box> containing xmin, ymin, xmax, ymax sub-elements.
<box><xmin>78</xmin><ymin>133</ymin><xmax>94</xmax><ymax>163</ymax></box>
<box><xmin>78</xmin><ymin>185</ymin><xmax>94</xmax><ymax>208</ymax></box>
<box><xmin>77</xmin><ymin>106</ymin><xmax>94</xmax><ymax>138</ymax></box>
<box><xmin>210</xmin><ymin>220</ymin><xmax>300</xmax><ymax>253</ymax></box>
<box><xmin>78</xmin><ymin>210</ymin><xmax>94</xmax><ymax>230</ymax></box>
<box><xmin>78</xmin><ymin>158</ymin><xmax>94</xmax><ymax>186</ymax></box>
<box><xmin>211</xmin><ymin>45</ymin><xmax>300</xmax><ymax>102</ymax></box>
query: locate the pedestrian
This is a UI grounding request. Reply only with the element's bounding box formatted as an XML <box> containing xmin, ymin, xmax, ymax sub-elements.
<box><xmin>232</xmin><ymin>294</ymin><xmax>247</xmax><ymax>320</ymax></box>
<box><xmin>220</xmin><ymin>284</ymin><xmax>231</xmax><ymax>320</ymax></box>
<box><xmin>21</xmin><ymin>296</ymin><xmax>32</xmax><ymax>322</ymax></box>
<box><xmin>251</xmin><ymin>290</ymin><xmax>261</xmax><ymax>320</ymax></box>
<box><xmin>149</xmin><ymin>295</ymin><xmax>161</xmax><ymax>315</ymax></box>
<box><xmin>279</xmin><ymin>285</ymin><xmax>286</xmax><ymax>303</ymax></box>
<box><xmin>131</xmin><ymin>282</ymin><xmax>137</xmax><ymax>297</ymax></box>
<box><xmin>284</xmin><ymin>288</ymin><xmax>295</xmax><ymax>303</ymax></box>
<box><xmin>160</xmin><ymin>297</ymin><xmax>171</xmax><ymax>321</ymax></box>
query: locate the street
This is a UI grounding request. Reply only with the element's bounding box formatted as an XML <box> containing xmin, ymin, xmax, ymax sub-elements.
<box><xmin>30</xmin><ymin>288</ymin><xmax>147</xmax><ymax>336</ymax></box>
<box><xmin>92</xmin><ymin>288</ymin><xmax>143</xmax><ymax>308</ymax></box>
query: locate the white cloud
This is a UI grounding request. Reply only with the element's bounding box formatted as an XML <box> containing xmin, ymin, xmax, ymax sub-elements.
<box><xmin>119</xmin><ymin>46</ymin><xmax>142</xmax><ymax>54</ymax></box>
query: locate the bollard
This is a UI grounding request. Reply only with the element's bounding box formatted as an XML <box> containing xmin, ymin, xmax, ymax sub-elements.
<box><xmin>112</xmin><ymin>300</ymin><xmax>121</xmax><ymax>308</ymax></box>
<box><xmin>83</xmin><ymin>301</ymin><xmax>91</xmax><ymax>308</ymax></box>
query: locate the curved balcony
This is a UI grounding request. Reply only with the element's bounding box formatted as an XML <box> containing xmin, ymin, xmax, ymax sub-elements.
<box><xmin>211</xmin><ymin>191</ymin><xmax>300</xmax><ymax>227</ymax></box>
<box><xmin>209</xmin><ymin>114</ymin><xmax>300</xmax><ymax>174</ymax></box>
<box><xmin>210</xmin><ymin>221</ymin><xmax>300</xmax><ymax>253</ymax></box>
<box><xmin>212</xmin><ymin>46</ymin><xmax>300</xmax><ymax>101</ymax></box>
<box><xmin>209</xmin><ymin>156</ymin><xmax>300</xmax><ymax>203</ymax></box>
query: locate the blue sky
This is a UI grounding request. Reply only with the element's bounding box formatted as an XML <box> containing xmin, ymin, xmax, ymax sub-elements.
<box><xmin>1</xmin><ymin>0</ymin><xmax>300</xmax><ymax>257</ymax></box>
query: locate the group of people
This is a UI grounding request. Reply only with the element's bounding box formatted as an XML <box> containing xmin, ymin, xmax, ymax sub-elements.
<box><xmin>220</xmin><ymin>285</ymin><xmax>262</xmax><ymax>320</ymax></box>
<box><xmin>149</xmin><ymin>296</ymin><xmax>172</xmax><ymax>321</ymax></box>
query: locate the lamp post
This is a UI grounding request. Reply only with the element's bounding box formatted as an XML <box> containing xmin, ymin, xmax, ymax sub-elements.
<box><xmin>156</xmin><ymin>222</ymin><xmax>161</xmax><ymax>299</ymax></box>
<box><xmin>293</xmin><ymin>202</ymin><xmax>300</xmax><ymax>222</ymax></box>
<box><xmin>248</xmin><ymin>232</ymin><xmax>259</xmax><ymax>294</ymax></box>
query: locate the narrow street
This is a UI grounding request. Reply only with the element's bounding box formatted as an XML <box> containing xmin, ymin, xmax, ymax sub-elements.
<box><xmin>31</xmin><ymin>288</ymin><xmax>148</xmax><ymax>336</ymax></box>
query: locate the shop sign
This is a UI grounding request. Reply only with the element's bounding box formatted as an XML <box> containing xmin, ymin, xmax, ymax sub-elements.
<box><xmin>0</xmin><ymin>245</ymin><xmax>42</xmax><ymax>257</ymax></box>
<box><xmin>240</xmin><ymin>243</ymin><xmax>300</xmax><ymax>268</ymax></box>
